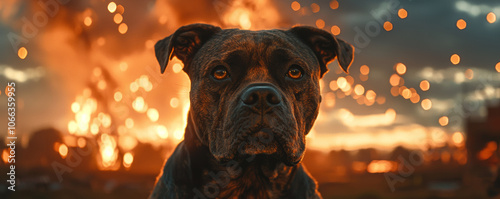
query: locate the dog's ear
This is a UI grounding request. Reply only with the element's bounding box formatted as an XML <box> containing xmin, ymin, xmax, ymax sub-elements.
<box><xmin>155</xmin><ymin>24</ymin><xmax>222</xmax><ymax>74</ymax></box>
<box><xmin>288</xmin><ymin>26</ymin><xmax>354</xmax><ymax>77</ymax></box>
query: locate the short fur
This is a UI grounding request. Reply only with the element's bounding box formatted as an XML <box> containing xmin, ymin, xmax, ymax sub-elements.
<box><xmin>150</xmin><ymin>24</ymin><xmax>354</xmax><ymax>199</ymax></box>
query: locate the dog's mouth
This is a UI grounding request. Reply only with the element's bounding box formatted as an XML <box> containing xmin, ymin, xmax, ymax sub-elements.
<box><xmin>239</xmin><ymin>127</ymin><xmax>278</xmax><ymax>155</ymax></box>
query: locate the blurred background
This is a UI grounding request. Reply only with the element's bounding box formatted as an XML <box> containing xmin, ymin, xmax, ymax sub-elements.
<box><xmin>0</xmin><ymin>0</ymin><xmax>500</xmax><ymax>198</ymax></box>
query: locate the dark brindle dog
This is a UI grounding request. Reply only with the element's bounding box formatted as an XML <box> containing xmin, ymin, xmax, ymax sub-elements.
<box><xmin>150</xmin><ymin>24</ymin><xmax>354</xmax><ymax>199</ymax></box>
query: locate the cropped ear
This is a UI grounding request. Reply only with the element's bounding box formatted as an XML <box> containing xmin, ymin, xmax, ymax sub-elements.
<box><xmin>287</xmin><ymin>26</ymin><xmax>354</xmax><ymax>77</ymax></box>
<box><xmin>155</xmin><ymin>23</ymin><xmax>222</xmax><ymax>74</ymax></box>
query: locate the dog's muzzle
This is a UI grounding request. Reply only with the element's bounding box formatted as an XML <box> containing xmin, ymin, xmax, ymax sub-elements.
<box><xmin>240</xmin><ymin>83</ymin><xmax>282</xmax><ymax>112</ymax></box>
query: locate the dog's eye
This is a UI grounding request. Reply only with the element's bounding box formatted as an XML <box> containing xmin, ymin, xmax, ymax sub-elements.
<box><xmin>212</xmin><ymin>65</ymin><xmax>229</xmax><ymax>80</ymax></box>
<box><xmin>287</xmin><ymin>65</ymin><xmax>303</xmax><ymax>79</ymax></box>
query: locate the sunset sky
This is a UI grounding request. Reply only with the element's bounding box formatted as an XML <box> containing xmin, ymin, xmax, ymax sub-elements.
<box><xmin>0</xmin><ymin>0</ymin><xmax>499</xmax><ymax>152</ymax></box>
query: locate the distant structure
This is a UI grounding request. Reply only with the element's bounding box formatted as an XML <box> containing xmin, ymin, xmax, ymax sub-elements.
<box><xmin>465</xmin><ymin>105</ymin><xmax>500</xmax><ymax>196</ymax></box>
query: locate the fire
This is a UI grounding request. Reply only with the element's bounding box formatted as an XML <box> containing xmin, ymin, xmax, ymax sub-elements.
<box><xmin>367</xmin><ymin>160</ymin><xmax>396</xmax><ymax>173</ymax></box>
<box><xmin>98</xmin><ymin>134</ymin><xmax>119</xmax><ymax>170</ymax></box>
<box><xmin>219</xmin><ymin>0</ymin><xmax>282</xmax><ymax>30</ymax></box>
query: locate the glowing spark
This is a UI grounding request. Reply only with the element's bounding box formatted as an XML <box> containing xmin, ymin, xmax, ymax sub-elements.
<box><xmin>113</xmin><ymin>14</ymin><xmax>123</xmax><ymax>24</ymax></box>
<box><xmin>97</xmin><ymin>80</ymin><xmax>107</xmax><ymax>90</ymax></box>
<box><xmin>132</xmin><ymin>96</ymin><xmax>146</xmax><ymax>112</ymax></box>
<box><xmin>329</xmin><ymin>80</ymin><xmax>338</xmax><ymax>91</ymax></box>
<box><xmin>337</xmin><ymin>77</ymin><xmax>347</xmax><ymax>89</ymax></box>
<box><xmin>496</xmin><ymin>62</ymin><xmax>500</xmax><ymax>73</ymax></box>
<box><xmin>18</xmin><ymin>47</ymin><xmax>27</xmax><ymax>59</ymax></box>
<box><xmin>329</xmin><ymin>0</ymin><xmax>339</xmax><ymax>10</ymax></box>
<box><xmin>316</xmin><ymin>19</ymin><xmax>325</xmax><ymax>29</ymax></box>
<box><xmin>456</xmin><ymin>19</ymin><xmax>466</xmax><ymax>30</ymax></box>
<box><xmin>125</xmin><ymin>118</ymin><xmax>134</xmax><ymax>128</ymax></box>
<box><xmin>389</xmin><ymin>74</ymin><xmax>400</xmax><ymax>87</ymax></box>
<box><xmin>383</xmin><ymin>21</ymin><xmax>393</xmax><ymax>31</ymax></box>
<box><xmin>123</xmin><ymin>152</ymin><xmax>134</xmax><ymax>168</ymax></box>
<box><xmin>396</xmin><ymin>63</ymin><xmax>406</xmax><ymax>75</ymax></box>
<box><xmin>360</xmin><ymin>65</ymin><xmax>369</xmax><ymax>75</ymax></box>
<box><xmin>77</xmin><ymin>137</ymin><xmax>87</xmax><ymax>148</ymax></box>
<box><xmin>398</xmin><ymin>8</ymin><xmax>408</xmax><ymax>19</ymax></box>
<box><xmin>119</xmin><ymin>62</ymin><xmax>128</xmax><ymax>71</ymax></box>
<box><xmin>291</xmin><ymin>1</ymin><xmax>300</xmax><ymax>11</ymax></box>
<box><xmin>450</xmin><ymin>54</ymin><xmax>460</xmax><ymax>65</ymax></box>
<box><xmin>68</xmin><ymin>120</ymin><xmax>77</xmax><ymax>134</ymax></box>
<box><xmin>130</xmin><ymin>82</ymin><xmax>139</xmax><ymax>92</ymax></box>
<box><xmin>421</xmin><ymin>99</ymin><xmax>432</xmax><ymax>110</ymax></box>
<box><xmin>71</xmin><ymin>102</ymin><xmax>80</xmax><ymax>113</ymax></box>
<box><xmin>118</xmin><ymin>23</ymin><xmax>128</xmax><ymax>34</ymax></box>
<box><xmin>438</xmin><ymin>116</ymin><xmax>449</xmax><ymax>126</ymax></box>
<box><xmin>311</xmin><ymin>3</ymin><xmax>320</xmax><ymax>13</ymax></box>
<box><xmin>173</xmin><ymin>129</ymin><xmax>184</xmax><ymax>140</ymax></box>
<box><xmin>401</xmin><ymin>88</ymin><xmax>411</xmax><ymax>99</ymax></box>
<box><xmin>366</xmin><ymin>90</ymin><xmax>376</xmax><ymax>101</ymax></box>
<box><xmin>114</xmin><ymin>91</ymin><xmax>122</xmax><ymax>102</ymax></box>
<box><xmin>173</xmin><ymin>63</ymin><xmax>183</xmax><ymax>73</ymax></box>
<box><xmin>487</xmin><ymin>12</ymin><xmax>496</xmax><ymax>23</ymax></box>
<box><xmin>147</xmin><ymin>108</ymin><xmax>159</xmax><ymax>122</ymax></box>
<box><xmin>410</xmin><ymin>93</ymin><xmax>420</xmax><ymax>103</ymax></box>
<box><xmin>108</xmin><ymin>2</ymin><xmax>117</xmax><ymax>13</ymax></box>
<box><xmin>170</xmin><ymin>97</ymin><xmax>179</xmax><ymax>108</ymax></box>
<box><xmin>452</xmin><ymin>132</ymin><xmax>464</xmax><ymax>146</ymax></box>
<box><xmin>354</xmin><ymin>84</ymin><xmax>365</xmax><ymax>95</ymax></box>
<box><xmin>59</xmin><ymin>144</ymin><xmax>68</xmax><ymax>159</ymax></box>
<box><xmin>419</xmin><ymin>80</ymin><xmax>430</xmax><ymax>91</ymax></box>
<box><xmin>157</xmin><ymin>125</ymin><xmax>168</xmax><ymax>139</ymax></box>
<box><xmin>84</xmin><ymin>16</ymin><xmax>92</xmax><ymax>26</ymax></box>
<box><xmin>331</xmin><ymin>25</ymin><xmax>341</xmax><ymax>35</ymax></box>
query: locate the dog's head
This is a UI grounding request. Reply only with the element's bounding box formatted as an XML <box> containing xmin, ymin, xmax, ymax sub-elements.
<box><xmin>155</xmin><ymin>24</ymin><xmax>353</xmax><ymax>166</ymax></box>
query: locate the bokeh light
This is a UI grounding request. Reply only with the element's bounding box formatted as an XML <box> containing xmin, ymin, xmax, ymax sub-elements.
<box><xmin>420</xmin><ymin>80</ymin><xmax>430</xmax><ymax>91</ymax></box>
<box><xmin>421</xmin><ymin>99</ymin><xmax>432</xmax><ymax>110</ymax></box>
<box><xmin>383</xmin><ymin>21</ymin><xmax>393</xmax><ymax>31</ymax></box>
<box><xmin>330</xmin><ymin>0</ymin><xmax>339</xmax><ymax>9</ymax></box>
<box><xmin>439</xmin><ymin>116</ymin><xmax>449</xmax><ymax>126</ymax></box>
<box><xmin>398</xmin><ymin>8</ymin><xmax>407</xmax><ymax>19</ymax></box>
<box><xmin>107</xmin><ymin>2</ymin><xmax>117</xmax><ymax>13</ymax></box>
<box><xmin>316</xmin><ymin>19</ymin><xmax>325</xmax><ymax>29</ymax></box>
<box><xmin>291</xmin><ymin>1</ymin><xmax>300</xmax><ymax>11</ymax></box>
<box><xmin>456</xmin><ymin>19</ymin><xmax>466</xmax><ymax>30</ymax></box>
<box><xmin>311</xmin><ymin>3</ymin><xmax>320</xmax><ymax>13</ymax></box>
<box><xmin>487</xmin><ymin>12</ymin><xmax>496</xmax><ymax>23</ymax></box>
<box><xmin>396</xmin><ymin>63</ymin><xmax>406</xmax><ymax>75</ymax></box>
<box><xmin>450</xmin><ymin>54</ymin><xmax>460</xmax><ymax>65</ymax></box>
<box><xmin>18</xmin><ymin>47</ymin><xmax>27</xmax><ymax>59</ymax></box>
<box><xmin>331</xmin><ymin>25</ymin><xmax>341</xmax><ymax>35</ymax></box>
<box><xmin>360</xmin><ymin>65</ymin><xmax>369</xmax><ymax>75</ymax></box>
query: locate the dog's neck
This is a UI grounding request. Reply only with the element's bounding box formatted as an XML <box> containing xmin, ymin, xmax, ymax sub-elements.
<box><xmin>182</xmin><ymin>114</ymin><xmax>299</xmax><ymax>198</ymax></box>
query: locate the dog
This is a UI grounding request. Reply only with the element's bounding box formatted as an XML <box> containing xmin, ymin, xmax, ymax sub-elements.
<box><xmin>150</xmin><ymin>23</ymin><xmax>354</xmax><ymax>199</ymax></box>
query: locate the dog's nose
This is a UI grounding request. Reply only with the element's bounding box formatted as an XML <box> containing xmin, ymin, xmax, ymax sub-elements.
<box><xmin>241</xmin><ymin>84</ymin><xmax>281</xmax><ymax>108</ymax></box>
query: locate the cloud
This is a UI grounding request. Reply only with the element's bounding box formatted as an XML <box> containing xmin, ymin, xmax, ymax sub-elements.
<box><xmin>455</xmin><ymin>1</ymin><xmax>500</xmax><ymax>17</ymax></box>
